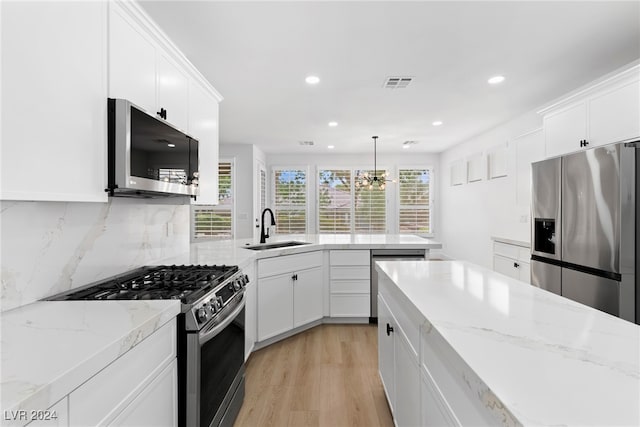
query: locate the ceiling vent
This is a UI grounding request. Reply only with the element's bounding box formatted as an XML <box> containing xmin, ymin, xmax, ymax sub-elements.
<box><xmin>403</xmin><ymin>140</ymin><xmax>418</xmax><ymax>146</ymax></box>
<box><xmin>383</xmin><ymin>76</ymin><xmax>413</xmax><ymax>89</ymax></box>
<box><xmin>298</xmin><ymin>140</ymin><xmax>314</xmax><ymax>146</ymax></box>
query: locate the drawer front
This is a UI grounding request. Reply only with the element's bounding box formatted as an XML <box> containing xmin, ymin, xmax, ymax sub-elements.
<box><xmin>493</xmin><ymin>242</ymin><xmax>519</xmax><ymax>259</ymax></box>
<box><xmin>493</xmin><ymin>255</ymin><xmax>519</xmax><ymax>280</ymax></box>
<box><xmin>329</xmin><ymin>250</ymin><xmax>370</xmax><ymax>266</ymax></box>
<box><xmin>330</xmin><ymin>294</ymin><xmax>370</xmax><ymax>317</ymax></box>
<box><xmin>330</xmin><ymin>266</ymin><xmax>369</xmax><ymax>281</ymax></box>
<box><xmin>330</xmin><ymin>279</ymin><xmax>370</xmax><ymax>293</ymax></box>
<box><xmin>69</xmin><ymin>319</ymin><xmax>177</xmax><ymax>426</ymax></box>
<box><xmin>517</xmin><ymin>247</ymin><xmax>530</xmax><ymax>263</ymax></box>
<box><xmin>258</xmin><ymin>251</ymin><xmax>322</xmax><ymax>278</ymax></box>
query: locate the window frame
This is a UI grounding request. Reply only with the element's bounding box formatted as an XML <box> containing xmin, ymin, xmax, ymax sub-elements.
<box><xmin>396</xmin><ymin>165</ymin><xmax>434</xmax><ymax>237</ymax></box>
<box><xmin>271</xmin><ymin>165</ymin><xmax>310</xmax><ymax>235</ymax></box>
<box><xmin>191</xmin><ymin>158</ymin><xmax>235</xmax><ymax>241</ymax></box>
<box><xmin>316</xmin><ymin>165</ymin><xmax>390</xmax><ymax>234</ymax></box>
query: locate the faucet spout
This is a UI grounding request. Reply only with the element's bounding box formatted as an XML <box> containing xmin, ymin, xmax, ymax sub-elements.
<box><xmin>260</xmin><ymin>208</ymin><xmax>276</xmax><ymax>244</ymax></box>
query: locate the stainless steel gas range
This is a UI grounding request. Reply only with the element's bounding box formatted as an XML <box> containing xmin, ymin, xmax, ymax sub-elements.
<box><xmin>47</xmin><ymin>264</ymin><xmax>248</xmax><ymax>427</ymax></box>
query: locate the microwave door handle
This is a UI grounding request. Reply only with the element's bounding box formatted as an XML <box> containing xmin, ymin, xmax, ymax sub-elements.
<box><xmin>198</xmin><ymin>295</ymin><xmax>245</xmax><ymax>345</ymax></box>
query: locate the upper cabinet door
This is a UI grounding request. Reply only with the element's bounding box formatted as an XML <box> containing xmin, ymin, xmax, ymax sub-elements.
<box><xmin>543</xmin><ymin>101</ymin><xmax>587</xmax><ymax>158</ymax></box>
<box><xmin>108</xmin><ymin>5</ymin><xmax>156</xmax><ymax>115</ymax></box>
<box><xmin>1</xmin><ymin>1</ymin><xmax>107</xmax><ymax>202</ymax></box>
<box><xmin>589</xmin><ymin>80</ymin><xmax>640</xmax><ymax>147</ymax></box>
<box><xmin>189</xmin><ymin>82</ymin><xmax>219</xmax><ymax>205</ymax></box>
<box><xmin>157</xmin><ymin>54</ymin><xmax>189</xmax><ymax>131</ymax></box>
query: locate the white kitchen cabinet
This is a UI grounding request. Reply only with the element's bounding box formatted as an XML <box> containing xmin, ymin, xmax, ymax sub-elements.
<box><xmin>493</xmin><ymin>240</ymin><xmax>530</xmax><ymax>283</ymax></box>
<box><xmin>257</xmin><ymin>252</ymin><xmax>323</xmax><ymax>341</ymax></box>
<box><xmin>189</xmin><ymin>81</ymin><xmax>220</xmax><ymax>205</ymax></box>
<box><xmin>244</xmin><ymin>262</ymin><xmax>257</xmax><ymax>360</ymax></box>
<box><xmin>109</xmin><ymin>360</ymin><xmax>177</xmax><ymax>427</ymax></box>
<box><xmin>157</xmin><ymin>54</ymin><xmax>189</xmax><ymax>132</ymax></box>
<box><xmin>515</xmin><ymin>129</ymin><xmax>544</xmax><ymax>206</ymax></box>
<box><xmin>108</xmin><ymin>3</ymin><xmax>156</xmax><ymax>115</ymax></box>
<box><xmin>329</xmin><ymin>250</ymin><xmax>370</xmax><ymax>317</ymax></box>
<box><xmin>69</xmin><ymin>319</ymin><xmax>177</xmax><ymax>426</ymax></box>
<box><xmin>0</xmin><ymin>1</ymin><xmax>107</xmax><ymax>202</ymax></box>
<box><xmin>588</xmin><ymin>79</ymin><xmax>640</xmax><ymax>146</ymax></box>
<box><xmin>421</xmin><ymin>370</ymin><xmax>460</xmax><ymax>427</ymax></box>
<box><xmin>377</xmin><ymin>295</ymin><xmax>396</xmax><ymax>413</ymax></box>
<box><xmin>541</xmin><ymin>64</ymin><xmax>640</xmax><ymax>158</ymax></box>
<box><xmin>378</xmin><ymin>293</ymin><xmax>421</xmax><ymax>427</ymax></box>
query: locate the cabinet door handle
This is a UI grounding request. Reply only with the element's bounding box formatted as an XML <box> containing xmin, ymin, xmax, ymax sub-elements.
<box><xmin>291</xmin><ymin>274</ymin><xmax>298</xmax><ymax>281</ymax></box>
<box><xmin>157</xmin><ymin>108</ymin><xmax>167</xmax><ymax>120</ymax></box>
<box><xmin>579</xmin><ymin>139</ymin><xmax>590</xmax><ymax>148</ymax></box>
<box><xmin>514</xmin><ymin>262</ymin><xmax>520</xmax><ymax>268</ymax></box>
<box><xmin>386</xmin><ymin>323</ymin><xmax>394</xmax><ymax>336</ymax></box>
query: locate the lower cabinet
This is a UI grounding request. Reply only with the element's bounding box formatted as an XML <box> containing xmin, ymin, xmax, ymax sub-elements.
<box><xmin>377</xmin><ymin>294</ymin><xmax>420</xmax><ymax>426</ymax></box>
<box><xmin>257</xmin><ymin>251</ymin><xmax>323</xmax><ymax>341</ymax></box>
<box><xmin>329</xmin><ymin>250</ymin><xmax>370</xmax><ymax>317</ymax></box>
<box><xmin>421</xmin><ymin>369</ymin><xmax>460</xmax><ymax>427</ymax></box>
<box><xmin>493</xmin><ymin>240</ymin><xmax>531</xmax><ymax>283</ymax></box>
<box><xmin>69</xmin><ymin>319</ymin><xmax>177</xmax><ymax>426</ymax></box>
<box><xmin>244</xmin><ymin>262</ymin><xmax>257</xmax><ymax>360</ymax></box>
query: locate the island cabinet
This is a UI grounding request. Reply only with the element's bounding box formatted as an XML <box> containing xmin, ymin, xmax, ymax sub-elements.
<box><xmin>493</xmin><ymin>240</ymin><xmax>530</xmax><ymax>284</ymax></box>
<box><xmin>257</xmin><ymin>251</ymin><xmax>323</xmax><ymax>341</ymax></box>
<box><xmin>377</xmin><ymin>283</ymin><xmax>422</xmax><ymax>426</ymax></box>
<box><xmin>68</xmin><ymin>319</ymin><xmax>177</xmax><ymax>426</ymax></box>
<box><xmin>329</xmin><ymin>250</ymin><xmax>370</xmax><ymax>317</ymax></box>
<box><xmin>541</xmin><ymin>63</ymin><xmax>639</xmax><ymax>158</ymax></box>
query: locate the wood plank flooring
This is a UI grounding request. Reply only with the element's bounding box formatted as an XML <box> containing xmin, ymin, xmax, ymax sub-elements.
<box><xmin>234</xmin><ymin>324</ymin><xmax>394</xmax><ymax>427</ymax></box>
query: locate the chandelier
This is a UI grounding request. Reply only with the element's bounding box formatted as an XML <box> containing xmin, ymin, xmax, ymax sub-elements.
<box><xmin>355</xmin><ymin>136</ymin><xmax>396</xmax><ymax>190</ymax></box>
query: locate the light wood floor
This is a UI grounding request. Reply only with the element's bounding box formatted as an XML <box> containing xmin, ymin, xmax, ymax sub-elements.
<box><xmin>234</xmin><ymin>324</ymin><xmax>394</xmax><ymax>427</ymax></box>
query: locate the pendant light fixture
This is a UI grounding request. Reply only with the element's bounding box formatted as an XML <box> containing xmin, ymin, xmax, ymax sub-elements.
<box><xmin>355</xmin><ymin>136</ymin><xmax>396</xmax><ymax>190</ymax></box>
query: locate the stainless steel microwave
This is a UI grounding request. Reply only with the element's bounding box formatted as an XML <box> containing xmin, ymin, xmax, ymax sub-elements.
<box><xmin>107</xmin><ymin>98</ymin><xmax>199</xmax><ymax>198</ymax></box>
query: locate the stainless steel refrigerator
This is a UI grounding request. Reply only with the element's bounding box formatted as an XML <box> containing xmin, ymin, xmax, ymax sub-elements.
<box><xmin>530</xmin><ymin>141</ymin><xmax>639</xmax><ymax>324</ymax></box>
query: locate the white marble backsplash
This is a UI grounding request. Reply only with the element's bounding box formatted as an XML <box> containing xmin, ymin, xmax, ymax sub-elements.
<box><xmin>0</xmin><ymin>198</ymin><xmax>190</xmax><ymax>312</ymax></box>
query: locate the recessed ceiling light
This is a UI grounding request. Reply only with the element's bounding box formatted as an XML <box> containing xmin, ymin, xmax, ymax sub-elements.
<box><xmin>328</xmin><ymin>121</ymin><xmax>338</xmax><ymax>127</ymax></box>
<box><xmin>327</xmin><ymin>145</ymin><xmax>335</xmax><ymax>149</ymax></box>
<box><xmin>402</xmin><ymin>145</ymin><xmax>410</xmax><ymax>149</ymax></box>
<box><xmin>432</xmin><ymin>121</ymin><xmax>443</xmax><ymax>126</ymax></box>
<box><xmin>488</xmin><ymin>75</ymin><xmax>505</xmax><ymax>85</ymax></box>
<box><xmin>167</xmin><ymin>143</ymin><xmax>176</xmax><ymax>147</ymax></box>
<box><xmin>305</xmin><ymin>75</ymin><xmax>320</xmax><ymax>85</ymax></box>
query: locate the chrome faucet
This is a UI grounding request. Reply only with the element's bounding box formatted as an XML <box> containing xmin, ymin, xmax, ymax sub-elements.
<box><xmin>260</xmin><ymin>208</ymin><xmax>276</xmax><ymax>243</ymax></box>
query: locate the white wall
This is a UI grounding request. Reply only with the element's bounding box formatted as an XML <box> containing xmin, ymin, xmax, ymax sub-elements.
<box><xmin>219</xmin><ymin>144</ymin><xmax>256</xmax><ymax>239</ymax></box>
<box><xmin>438</xmin><ymin>111</ymin><xmax>544</xmax><ymax>267</ymax></box>
<box><xmin>0</xmin><ymin>198</ymin><xmax>190</xmax><ymax>312</ymax></box>
<box><xmin>266</xmin><ymin>152</ymin><xmax>440</xmax><ymax>235</ymax></box>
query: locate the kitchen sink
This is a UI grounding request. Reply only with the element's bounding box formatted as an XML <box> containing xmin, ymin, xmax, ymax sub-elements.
<box><xmin>243</xmin><ymin>241</ymin><xmax>311</xmax><ymax>250</ymax></box>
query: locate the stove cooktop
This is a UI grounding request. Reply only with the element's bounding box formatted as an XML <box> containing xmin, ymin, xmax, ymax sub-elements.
<box><xmin>48</xmin><ymin>265</ymin><xmax>239</xmax><ymax>305</ymax></box>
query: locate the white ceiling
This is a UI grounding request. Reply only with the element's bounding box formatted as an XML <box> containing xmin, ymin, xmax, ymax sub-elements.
<box><xmin>139</xmin><ymin>1</ymin><xmax>640</xmax><ymax>154</ymax></box>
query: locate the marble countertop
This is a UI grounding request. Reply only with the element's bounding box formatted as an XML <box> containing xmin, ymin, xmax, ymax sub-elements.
<box><xmin>376</xmin><ymin>260</ymin><xmax>640</xmax><ymax>426</ymax></box>
<box><xmin>159</xmin><ymin>233</ymin><xmax>442</xmax><ymax>267</ymax></box>
<box><xmin>0</xmin><ymin>300</ymin><xmax>180</xmax><ymax>422</ymax></box>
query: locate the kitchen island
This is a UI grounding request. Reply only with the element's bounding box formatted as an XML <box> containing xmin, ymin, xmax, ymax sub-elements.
<box><xmin>376</xmin><ymin>260</ymin><xmax>640</xmax><ymax>426</ymax></box>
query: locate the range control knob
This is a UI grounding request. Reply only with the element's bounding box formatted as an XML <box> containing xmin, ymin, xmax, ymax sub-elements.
<box><xmin>196</xmin><ymin>307</ymin><xmax>208</xmax><ymax>323</ymax></box>
<box><xmin>213</xmin><ymin>297</ymin><xmax>222</xmax><ymax>311</ymax></box>
<box><xmin>243</xmin><ymin>274</ymin><xmax>249</xmax><ymax>286</ymax></box>
<box><xmin>233</xmin><ymin>279</ymin><xmax>241</xmax><ymax>291</ymax></box>
<box><xmin>205</xmin><ymin>302</ymin><xmax>216</xmax><ymax>315</ymax></box>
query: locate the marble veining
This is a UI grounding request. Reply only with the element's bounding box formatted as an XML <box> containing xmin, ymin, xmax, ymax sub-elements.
<box><xmin>1</xmin><ymin>199</ymin><xmax>189</xmax><ymax>312</ymax></box>
<box><xmin>0</xmin><ymin>300</ymin><xmax>180</xmax><ymax>423</ymax></box>
<box><xmin>377</xmin><ymin>260</ymin><xmax>640</xmax><ymax>426</ymax></box>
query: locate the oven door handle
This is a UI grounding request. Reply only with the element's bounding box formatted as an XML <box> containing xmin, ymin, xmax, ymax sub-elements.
<box><xmin>198</xmin><ymin>294</ymin><xmax>246</xmax><ymax>345</ymax></box>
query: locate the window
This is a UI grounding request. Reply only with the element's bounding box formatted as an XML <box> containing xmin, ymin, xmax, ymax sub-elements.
<box><xmin>273</xmin><ymin>168</ymin><xmax>307</xmax><ymax>233</ymax></box>
<box><xmin>317</xmin><ymin>168</ymin><xmax>387</xmax><ymax>234</ymax></box>
<box><xmin>398</xmin><ymin>168</ymin><xmax>432</xmax><ymax>234</ymax></box>
<box><xmin>193</xmin><ymin>161</ymin><xmax>233</xmax><ymax>239</ymax></box>
<box><xmin>318</xmin><ymin>169</ymin><xmax>352</xmax><ymax>233</ymax></box>
<box><xmin>354</xmin><ymin>169</ymin><xmax>386</xmax><ymax>233</ymax></box>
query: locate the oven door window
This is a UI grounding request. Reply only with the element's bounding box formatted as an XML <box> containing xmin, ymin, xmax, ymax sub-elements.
<box><xmin>199</xmin><ymin>307</ymin><xmax>245</xmax><ymax>427</ymax></box>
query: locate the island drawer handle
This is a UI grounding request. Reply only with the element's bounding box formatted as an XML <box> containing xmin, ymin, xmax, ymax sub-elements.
<box><xmin>386</xmin><ymin>323</ymin><xmax>394</xmax><ymax>336</ymax></box>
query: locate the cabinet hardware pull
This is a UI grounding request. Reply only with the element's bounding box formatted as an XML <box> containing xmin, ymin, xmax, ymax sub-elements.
<box><xmin>514</xmin><ymin>262</ymin><xmax>519</xmax><ymax>268</ymax></box>
<box><xmin>292</xmin><ymin>274</ymin><xmax>298</xmax><ymax>281</ymax></box>
<box><xmin>157</xmin><ymin>108</ymin><xmax>167</xmax><ymax>120</ymax></box>
<box><xmin>386</xmin><ymin>323</ymin><xmax>394</xmax><ymax>336</ymax></box>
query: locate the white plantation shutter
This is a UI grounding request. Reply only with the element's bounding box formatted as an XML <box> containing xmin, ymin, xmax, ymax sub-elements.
<box><xmin>193</xmin><ymin>162</ymin><xmax>233</xmax><ymax>239</ymax></box>
<box><xmin>318</xmin><ymin>169</ymin><xmax>352</xmax><ymax>233</ymax></box>
<box><xmin>399</xmin><ymin>168</ymin><xmax>431</xmax><ymax>234</ymax></box>
<box><xmin>273</xmin><ymin>168</ymin><xmax>307</xmax><ymax>233</ymax></box>
<box><xmin>354</xmin><ymin>169</ymin><xmax>386</xmax><ymax>233</ymax></box>
<box><xmin>260</xmin><ymin>168</ymin><xmax>266</xmax><ymax>213</ymax></box>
